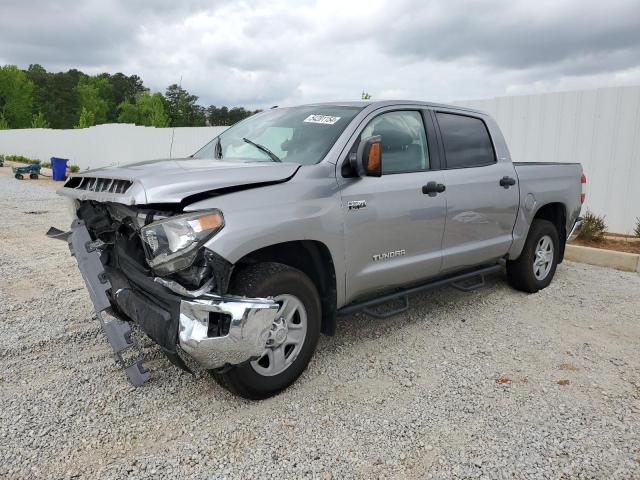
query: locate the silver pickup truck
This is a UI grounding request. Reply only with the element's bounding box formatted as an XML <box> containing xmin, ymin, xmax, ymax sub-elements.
<box><xmin>52</xmin><ymin>100</ymin><xmax>584</xmax><ymax>399</ymax></box>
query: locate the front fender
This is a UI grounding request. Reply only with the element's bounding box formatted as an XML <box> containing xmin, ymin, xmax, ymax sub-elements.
<box><xmin>185</xmin><ymin>164</ymin><xmax>347</xmax><ymax>306</ymax></box>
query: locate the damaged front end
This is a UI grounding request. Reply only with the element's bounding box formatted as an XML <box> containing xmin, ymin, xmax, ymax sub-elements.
<box><xmin>50</xmin><ymin>201</ymin><xmax>278</xmax><ymax>386</ymax></box>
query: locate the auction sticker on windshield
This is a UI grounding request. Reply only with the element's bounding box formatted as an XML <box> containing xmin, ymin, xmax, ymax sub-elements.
<box><xmin>304</xmin><ymin>114</ymin><xmax>341</xmax><ymax>125</ymax></box>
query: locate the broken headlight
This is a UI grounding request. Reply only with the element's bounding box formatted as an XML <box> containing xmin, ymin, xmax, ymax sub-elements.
<box><xmin>140</xmin><ymin>210</ymin><xmax>224</xmax><ymax>274</ymax></box>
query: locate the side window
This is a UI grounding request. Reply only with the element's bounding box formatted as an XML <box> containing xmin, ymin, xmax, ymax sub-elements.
<box><xmin>360</xmin><ymin>111</ymin><xmax>429</xmax><ymax>174</ymax></box>
<box><xmin>436</xmin><ymin>113</ymin><xmax>496</xmax><ymax>168</ymax></box>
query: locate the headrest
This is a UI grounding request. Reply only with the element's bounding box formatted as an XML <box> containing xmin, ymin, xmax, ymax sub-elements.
<box><xmin>372</xmin><ymin>121</ymin><xmax>413</xmax><ymax>150</ymax></box>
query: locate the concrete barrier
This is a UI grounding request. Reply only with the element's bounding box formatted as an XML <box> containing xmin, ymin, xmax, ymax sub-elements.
<box><xmin>565</xmin><ymin>244</ymin><xmax>640</xmax><ymax>273</ymax></box>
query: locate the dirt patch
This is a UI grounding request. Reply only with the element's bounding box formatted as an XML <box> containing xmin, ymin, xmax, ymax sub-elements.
<box><xmin>559</xmin><ymin>363</ymin><xmax>578</xmax><ymax>371</ymax></box>
<box><xmin>570</xmin><ymin>238</ymin><xmax>640</xmax><ymax>255</ymax></box>
<box><xmin>557</xmin><ymin>379</ymin><xmax>571</xmax><ymax>386</ymax></box>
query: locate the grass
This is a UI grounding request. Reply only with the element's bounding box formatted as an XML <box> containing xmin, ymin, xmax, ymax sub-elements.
<box><xmin>1</xmin><ymin>154</ymin><xmax>79</xmax><ymax>173</ymax></box>
<box><xmin>1</xmin><ymin>154</ymin><xmax>41</xmax><ymax>165</ymax></box>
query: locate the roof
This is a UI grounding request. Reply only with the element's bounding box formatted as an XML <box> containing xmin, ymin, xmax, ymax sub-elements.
<box><xmin>297</xmin><ymin>99</ymin><xmax>487</xmax><ymax>115</ymax></box>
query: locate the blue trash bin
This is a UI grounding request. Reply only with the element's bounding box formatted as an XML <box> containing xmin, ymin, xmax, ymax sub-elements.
<box><xmin>51</xmin><ymin>157</ymin><xmax>69</xmax><ymax>181</ymax></box>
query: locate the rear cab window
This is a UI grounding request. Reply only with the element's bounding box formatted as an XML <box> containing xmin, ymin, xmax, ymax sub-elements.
<box><xmin>436</xmin><ymin>112</ymin><xmax>496</xmax><ymax>169</ymax></box>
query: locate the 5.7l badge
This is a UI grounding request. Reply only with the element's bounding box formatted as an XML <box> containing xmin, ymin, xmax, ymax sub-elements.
<box><xmin>347</xmin><ymin>200</ymin><xmax>367</xmax><ymax>210</ymax></box>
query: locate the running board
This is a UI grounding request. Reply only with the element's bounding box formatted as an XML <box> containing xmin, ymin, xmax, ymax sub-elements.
<box><xmin>337</xmin><ymin>264</ymin><xmax>503</xmax><ymax>319</ymax></box>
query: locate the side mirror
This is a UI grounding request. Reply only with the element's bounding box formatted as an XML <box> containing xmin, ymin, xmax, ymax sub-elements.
<box><xmin>350</xmin><ymin>135</ymin><xmax>382</xmax><ymax>177</ymax></box>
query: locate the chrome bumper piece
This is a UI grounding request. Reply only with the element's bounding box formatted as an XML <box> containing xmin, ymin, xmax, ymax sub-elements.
<box><xmin>567</xmin><ymin>217</ymin><xmax>583</xmax><ymax>242</ymax></box>
<box><xmin>179</xmin><ymin>294</ymin><xmax>279</xmax><ymax>369</ymax></box>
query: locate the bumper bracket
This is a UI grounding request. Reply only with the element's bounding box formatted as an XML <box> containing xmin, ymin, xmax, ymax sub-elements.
<box><xmin>67</xmin><ymin>220</ymin><xmax>150</xmax><ymax>386</ymax></box>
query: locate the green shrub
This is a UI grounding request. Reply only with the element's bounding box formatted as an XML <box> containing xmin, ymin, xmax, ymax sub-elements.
<box><xmin>41</xmin><ymin>162</ymin><xmax>51</xmax><ymax>168</ymax></box>
<box><xmin>634</xmin><ymin>218</ymin><xmax>640</xmax><ymax>238</ymax></box>
<box><xmin>68</xmin><ymin>164</ymin><xmax>80</xmax><ymax>173</ymax></box>
<box><xmin>3</xmin><ymin>154</ymin><xmax>40</xmax><ymax>164</ymax></box>
<box><xmin>579</xmin><ymin>211</ymin><xmax>607</xmax><ymax>242</ymax></box>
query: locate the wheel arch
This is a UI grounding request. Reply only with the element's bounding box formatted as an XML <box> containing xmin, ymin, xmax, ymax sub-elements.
<box><xmin>230</xmin><ymin>240</ymin><xmax>338</xmax><ymax>336</ymax></box>
<box><xmin>532</xmin><ymin>202</ymin><xmax>567</xmax><ymax>262</ymax></box>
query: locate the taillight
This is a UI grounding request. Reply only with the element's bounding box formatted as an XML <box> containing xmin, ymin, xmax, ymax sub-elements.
<box><xmin>580</xmin><ymin>173</ymin><xmax>586</xmax><ymax>204</ymax></box>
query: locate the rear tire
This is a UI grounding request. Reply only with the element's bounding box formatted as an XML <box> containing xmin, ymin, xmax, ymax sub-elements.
<box><xmin>507</xmin><ymin>219</ymin><xmax>560</xmax><ymax>293</ymax></box>
<box><xmin>210</xmin><ymin>262</ymin><xmax>321</xmax><ymax>399</ymax></box>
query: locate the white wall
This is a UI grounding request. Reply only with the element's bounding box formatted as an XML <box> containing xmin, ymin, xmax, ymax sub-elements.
<box><xmin>0</xmin><ymin>124</ymin><xmax>227</xmax><ymax>170</ymax></box>
<box><xmin>453</xmin><ymin>86</ymin><xmax>640</xmax><ymax>234</ymax></box>
<box><xmin>1</xmin><ymin>86</ymin><xmax>639</xmax><ymax>232</ymax></box>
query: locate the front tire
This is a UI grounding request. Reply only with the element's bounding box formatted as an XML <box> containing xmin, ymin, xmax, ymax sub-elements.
<box><xmin>507</xmin><ymin>219</ymin><xmax>560</xmax><ymax>293</ymax></box>
<box><xmin>211</xmin><ymin>262</ymin><xmax>321</xmax><ymax>399</ymax></box>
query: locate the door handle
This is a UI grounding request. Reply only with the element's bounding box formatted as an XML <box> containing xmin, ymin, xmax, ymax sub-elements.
<box><xmin>499</xmin><ymin>176</ymin><xmax>516</xmax><ymax>188</ymax></box>
<box><xmin>422</xmin><ymin>181</ymin><xmax>446</xmax><ymax>197</ymax></box>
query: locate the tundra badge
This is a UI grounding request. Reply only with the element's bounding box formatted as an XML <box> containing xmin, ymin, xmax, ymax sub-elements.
<box><xmin>372</xmin><ymin>249</ymin><xmax>406</xmax><ymax>262</ymax></box>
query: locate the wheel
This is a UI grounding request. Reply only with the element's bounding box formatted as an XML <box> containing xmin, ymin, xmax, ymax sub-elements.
<box><xmin>507</xmin><ymin>219</ymin><xmax>560</xmax><ymax>293</ymax></box>
<box><xmin>211</xmin><ymin>262</ymin><xmax>321</xmax><ymax>399</ymax></box>
<box><xmin>15</xmin><ymin>173</ymin><xmax>24</xmax><ymax>180</ymax></box>
<box><xmin>29</xmin><ymin>173</ymin><xmax>38</xmax><ymax>180</ymax></box>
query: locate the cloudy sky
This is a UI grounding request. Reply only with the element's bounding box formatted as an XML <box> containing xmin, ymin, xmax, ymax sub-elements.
<box><xmin>1</xmin><ymin>0</ymin><xmax>639</xmax><ymax>108</ymax></box>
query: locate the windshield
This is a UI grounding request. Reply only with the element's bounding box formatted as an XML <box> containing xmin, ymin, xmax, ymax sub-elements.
<box><xmin>193</xmin><ymin>105</ymin><xmax>363</xmax><ymax>165</ymax></box>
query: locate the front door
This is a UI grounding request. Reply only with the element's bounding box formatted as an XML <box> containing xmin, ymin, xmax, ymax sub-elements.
<box><xmin>340</xmin><ymin>109</ymin><xmax>447</xmax><ymax>304</ymax></box>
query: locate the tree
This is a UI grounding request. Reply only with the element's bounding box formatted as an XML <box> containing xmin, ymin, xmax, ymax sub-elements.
<box><xmin>0</xmin><ymin>113</ymin><xmax>9</xmax><ymax>130</ymax></box>
<box><xmin>37</xmin><ymin>69</ymin><xmax>83</xmax><ymax>129</ymax></box>
<box><xmin>76</xmin><ymin>76</ymin><xmax>111</xmax><ymax>125</ymax></box>
<box><xmin>361</xmin><ymin>91</ymin><xmax>372</xmax><ymax>100</ymax></box>
<box><xmin>0</xmin><ymin>65</ymin><xmax>34</xmax><ymax>128</ymax></box>
<box><xmin>75</xmin><ymin>107</ymin><xmax>95</xmax><ymax>129</ymax></box>
<box><xmin>206</xmin><ymin>105</ymin><xmax>259</xmax><ymax>126</ymax></box>
<box><xmin>31</xmin><ymin>112</ymin><xmax>50</xmax><ymax>128</ymax></box>
<box><xmin>101</xmin><ymin>72</ymin><xmax>146</xmax><ymax>122</ymax></box>
<box><xmin>118</xmin><ymin>92</ymin><xmax>169</xmax><ymax>127</ymax></box>
<box><xmin>164</xmin><ymin>84</ymin><xmax>206</xmax><ymax>127</ymax></box>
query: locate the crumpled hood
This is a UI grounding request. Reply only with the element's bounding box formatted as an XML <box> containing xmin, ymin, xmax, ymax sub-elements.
<box><xmin>58</xmin><ymin>158</ymin><xmax>300</xmax><ymax>205</ymax></box>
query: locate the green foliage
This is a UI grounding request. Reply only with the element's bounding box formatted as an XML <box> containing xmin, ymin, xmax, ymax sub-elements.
<box><xmin>0</xmin><ymin>65</ymin><xmax>34</xmax><ymax>128</ymax></box>
<box><xmin>99</xmin><ymin>72</ymin><xmax>146</xmax><ymax>122</ymax></box>
<box><xmin>2</xmin><ymin>63</ymin><xmax>260</xmax><ymax>129</ymax></box>
<box><xmin>634</xmin><ymin>218</ymin><xmax>640</xmax><ymax>238</ymax></box>
<box><xmin>206</xmin><ymin>106</ymin><xmax>259</xmax><ymax>126</ymax></box>
<box><xmin>33</xmin><ymin>68</ymin><xmax>83</xmax><ymax>129</ymax></box>
<box><xmin>41</xmin><ymin>162</ymin><xmax>51</xmax><ymax>168</ymax></box>
<box><xmin>164</xmin><ymin>84</ymin><xmax>206</xmax><ymax>127</ymax></box>
<box><xmin>68</xmin><ymin>164</ymin><xmax>80</xmax><ymax>173</ymax></box>
<box><xmin>76</xmin><ymin>76</ymin><xmax>111</xmax><ymax>125</ymax></box>
<box><xmin>118</xmin><ymin>92</ymin><xmax>169</xmax><ymax>127</ymax></box>
<box><xmin>31</xmin><ymin>112</ymin><xmax>50</xmax><ymax>128</ymax></box>
<box><xmin>361</xmin><ymin>91</ymin><xmax>372</xmax><ymax>100</ymax></box>
<box><xmin>578</xmin><ymin>210</ymin><xmax>607</xmax><ymax>242</ymax></box>
<box><xmin>3</xmin><ymin>154</ymin><xmax>40</xmax><ymax>164</ymax></box>
<box><xmin>75</xmin><ymin>107</ymin><xmax>95</xmax><ymax>128</ymax></box>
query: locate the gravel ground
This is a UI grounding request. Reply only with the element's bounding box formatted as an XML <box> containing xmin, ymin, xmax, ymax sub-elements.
<box><xmin>1</xmin><ymin>168</ymin><xmax>639</xmax><ymax>479</ymax></box>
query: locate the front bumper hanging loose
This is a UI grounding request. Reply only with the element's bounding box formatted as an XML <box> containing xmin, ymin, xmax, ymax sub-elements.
<box><xmin>61</xmin><ymin>219</ymin><xmax>150</xmax><ymax>386</ymax></box>
<box><xmin>179</xmin><ymin>295</ymin><xmax>279</xmax><ymax>369</ymax></box>
<box><xmin>54</xmin><ymin>220</ymin><xmax>280</xmax><ymax>386</ymax></box>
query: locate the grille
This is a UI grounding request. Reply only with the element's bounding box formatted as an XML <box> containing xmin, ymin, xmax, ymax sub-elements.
<box><xmin>64</xmin><ymin>176</ymin><xmax>133</xmax><ymax>194</ymax></box>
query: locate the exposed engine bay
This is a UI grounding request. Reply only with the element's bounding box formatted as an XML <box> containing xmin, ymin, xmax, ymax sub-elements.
<box><xmin>75</xmin><ymin>200</ymin><xmax>232</xmax><ymax>295</ymax></box>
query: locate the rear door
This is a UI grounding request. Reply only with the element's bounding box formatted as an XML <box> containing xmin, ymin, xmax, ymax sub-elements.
<box><xmin>432</xmin><ymin>110</ymin><xmax>519</xmax><ymax>272</ymax></box>
<box><xmin>340</xmin><ymin>108</ymin><xmax>447</xmax><ymax>303</ymax></box>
